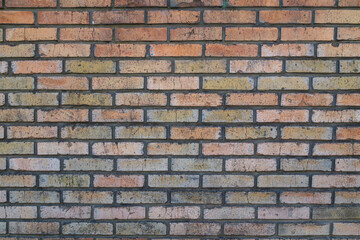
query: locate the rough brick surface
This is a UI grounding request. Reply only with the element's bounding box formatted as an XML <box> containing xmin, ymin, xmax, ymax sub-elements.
<box><xmin>0</xmin><ymin>1</ymin><xmax>358</xmax><ymax>238</ymax></box>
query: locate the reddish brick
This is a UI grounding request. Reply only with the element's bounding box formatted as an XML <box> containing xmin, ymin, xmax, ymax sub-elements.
<box><xmin>226</xmin><ymin>27</ymin><xmax>278</xmax><ymax>41</ymax></box>
<box><xmin>281</xmin><ymin>93</ymin><xmax>333</xmax><ymax>106</ymax></box>
<box><xmin>39</xmin><ymin>44</ymin><xmax>91</xmax><ymax>57</ymax></box>
<box><xmin>228</xmin><ymin>0</ymin><xmax>279</xmax><ymax>6</ymax></box>
<box><xmin>60</xmin><ymin>0</ymin><xmax>111</xmax><ymax>7</ymax></box>
<box><xmin>148</xmin><ymin>10</ymin><xmax>200</xmax><ymax>24</ymax></box>
<box><xmin>170</xmin><ymin>0</ymin><xmax>222</xmax><ymax>7</ymax></box>
<box><xmin>6</xmin><ymin>0</ymin><xmax>57</xmax><ymax>7</ymax></box>
<box><xmin>338</xmin><ymin>27</ymin><xmax>360</xmax><ymax>40</ymax></box>
<box><xmin>150</xmin><ymin>44</ymin><xmax>202</xmax><ymax>57</ymax></box>
<box><xmin>0</xmin><ymin>11</ymin><xmax>34</xmax><ymax>24</ymax></box>
<box><xmin>202</xmin><ymin>143</ymin><xmax>254</xmax><ymax>156</ymax></box>
<box><xmin>60</xmin><ymin>28</ymin><xmax>112</xmax><ymax>41</ymax></box>
<box><xmin>92</xmin><ymin>109</ymin><xmax>143</xmax><ymax>122</ymax></box>
<box><xmin>204</xmin><ymin>10</ymin><xmax>256</xmax><ymax>23</ymax></box>
<box><xmin>115</xmin><ymin>0</ymin><xmax>167</xmax><ymax>7</ymax></box>
<box><xmin>284</xmin><ymin>0</ymin><xmax>335</xmax><ymax>6</ymax></box>
<box><xmin>282</xmin><ymin>27</ymin><xmax>334</xmax><ymax>41</ymax></box>
<box><xmin>206</xmin><ymin>44</ymin><xmax>258</xmax><ymax>57</ymax></box>
<box><xmin>93</xmin><ymin>11</ymin><xmax>144</xmax><ymax>24</ymax></box>
<box><xmin>94</xmin><ymin>174</ymin><xmax>144</xmax><ymax>187</ymax></box>
<box><xmin>337</xmin><ymin>127</ymin><xmax>360</xmax><ymax>140</ymax></box>
<box><xmin>170</xmin><ymin>27</ymin><xmax>222</xmax><ymax>41</ymax></box>
<box><xmin>226</xmin><ymin>93</ymin><xmax>278</xmax><ymax>106</ymax></box>
<box><xmin>260</xmin><ymin>10</ymin><xmax>312</xmax><ymax>24</ymax></box>
<box><xmin>116</xmin><ymin>28</ymin><xmax>167</xmax><ymax>41</ymax></box>
<box><xmin>37</xmin><ymin>77</ymin><xmax>89</xmax><ymax>90</ymax></box>
<box><xmin>12</xmin><ymin>61</ymin><xmax>62</xmax><ymax>74</ymax></box>
<box><xmin>38</xmin><ymin>11</ymin><xmax>89</xmax><ymax>24</ymax></box>
<box><xmin>95</xmin><ymin>44</ymin><xmax>146</xmax><ymax>57</ymax></box>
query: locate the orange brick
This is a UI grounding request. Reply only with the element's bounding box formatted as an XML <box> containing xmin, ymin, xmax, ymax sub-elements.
<box><xmin>147</xmin><ymin>76</ymin><xmax>199</xmax><ymax>90</ymax></box>
<box><xmin>258</xmin><ymin>142</ymin><xmax>309</xmax><ymax>156</ymax></box>
<box><xmin>92</xmin><ymin>77</ymin><xmax>143</xmax><ymax>90</ymax></box>
<box><xmin>316</xmin><ymin>10</ymin><xmax>360</xmax><ymax>24</ymax></box>
<box><xmin>37</xmin><ymin>77</ymin><xmax>89</xmax><ymax>90</ymax></box>
<box><xmin>60</xmin><ymin>0</ymin><xmax>111</xmax><ymax>7</ymax></box>
<box><xmin>226</xmin><ymin>93</ymin><xmax>278</xmax><ymax>106</ymax></box>
<box><xmin>170</xmin><ymin>27</ymin><xmax>222</xmax><ymax>41</ymax></box>
<box><xmin>7</xmin><ymin>126</ymin><xmax>57</xmax><ymax>139</ymax></box>
<box><xmin>148</xmin><ymin>10</ymin><xmax>200</xmax><ymax>24</ymax></box>
<box><xmin>115</xmin><ymin>0</ymin><xmax>167</xmax><ymax>7</ymax></box>
<box><xmin>337</xmin><ymin>128</ymin><xmax>360</xmax><ymax>140</ymax></box>
<box><xmin>93</xmin><ymin>11</ymin><xmax>144</xmax><ymax>24</ymax></box>
<box><xmin>262</xmin><ymin>44</ymin><xmax>314</xmax><ymax>57</ymax></box>
<box><xmin>92</xmin><ymin>109</ymin><xmax>143</xmax><ymax>122</ymax></box>
<box><xmin>260</xmin><ymin>10</ymin><xmax>312</xmax><ymax>24</ymax></box>
<box><xmin>228</xmin><ymin>0</ymin><xmax>279</xmax><ymax>6</ymax></box>
<box><xmin>92</xmin><ymin>142</ymin><xmax>144</xmax><ymax>156</ymax></box>
<box><xmin>60</xmin><ymin>28</ymin><xmax>112</xmax><ymax>41</ymax></box>
<box><xmin>6</xmin><ymin>28</ymin><xmax>57</xmax><ymax>41</ymax></box>
<box><xmin>282</xmin><ymin>27</ymin><xmax>334</xmax><ymax>41</ymax></box>
<box><xmin>339</xmin><ymin>0</ymin><xmax>360</xmax><ymax>6</ymax></box>
<box><xmin>171</xmin><ymin>127</ymin><xmax>221</xmax><ymax>140</ymax></box>
<box><xmin>150</xmin><ymin>44</ymin><xmax>202</xmax><ymax>57</ymax></box>
<box><xmin>257</xmin><ymin>110</ymin><xmax>309</xmax><ymax>122</ymax></box>
<box><xmin>281</xmin><ymin>93</ymin><xmax>333</xmax><ymax>106</ymax></box>
<box><xmin>313</xmin><ymin>143</ymin><xmax>360</xmax><ymax>156</ymax></box>
<box><xmin>116</xmin><ymin>93</ymin><xmax>167</xmax><ymax>106</ymax></box>
<box><xmin>116</xmin><ymin>28</ymin><xmax>167</xmax><ymax>41</ymax></box>
<box><xmin>226</xmin><ymin>27</ymin><xmax>278</xmax><ymax>41</ymax></box>
<box><xmin>338</xmin><ymin>27</ymin><xmax>360</xmax><ymax>40</ymax></box>
<box><xmin>204</xmin><ymin>10</ymin><xmax>256</xmax><ymax>23</ymax></box>
<box><xmin>170</xmin><ymin>0</ymin><xmax>222</xmax><ymax>7</ymax></box>
<box><xmin>94</xmin><ymin>174</ymin><xmax>144</xmax><ymax>187</ymax></box>
<box><xmin>0</xmin><ymin>11</ymin><xmax>34</xmax><ymax>24</ymax></box>
<box><xmin>337</xmin><ymin>94</ymin><xmax>360</xmax><ymax>106</ymax></box>
<box><xmin>171</xmin><ymin>93</ymin><xmax>222</xmax><ymax>107</ymax></box>
<box><xmin>230</xmin><ymin>60</ymin><xmax>282</xmax><ymax>73</ymax></box>
<box><xmin>225</xmin><ymin>158</ymin><xmax>277</xmax><ymax>172</ymax></box>
<box><xmin>6</xmin><ymin>0</ymin><xmax>57</xmax><ymax>7</ymax></box>
<box><xmin>283</xmin><ymin>0</ymin><xmax>335</xmax><ymax>6</ymax></box>
<box><xmin>39</xmin><ymin>44</ymin><xmax>91</xmax><ymax>57</ymax></box>
<box><xmin>206</xmin><ymin>44</ymin><xmax>258</xmax><ymax>57</ymax></box>
<box><xmin>38</xmin><ymin>11</ymin><xmax>89</xmax><ymax>24</ymax></box>
<box><xmin>37</xmin><ymin>109</ymin><xmax>88</xmax><ymax>122</ymax></box>
<box><xmin>12</xmin><ymin>60</ymin><xmax>62</xmax><ymax>74</ymax></box>
<box><xmin>202</xmin><ymin>143</ymin><xmax>254</xmax><ymax>156</ymax></box>
<box><xmin>95</xmin><ymin>44</ymin><xmax>146</xmax><ymax>57</ymax></box>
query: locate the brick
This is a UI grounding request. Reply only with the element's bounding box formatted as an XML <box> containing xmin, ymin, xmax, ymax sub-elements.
<box><xmin>333</xmin><ymin>223</ymin><xmax>360</xmax><ymax>235</ymax></box>
<box><xmin>313</xmin><ymin>207</ymin><xmax>360</xmax><ymax>219</ymax></box>
<box><xmin>38</xmin><ymin>142</ymin><xmax>88</xmax><ymax>155</ymax></box>
<box><xmin>204</xmin><ymin>207</ymin><xmax>254</xmax><ymax>220</ymax></box>
<box><xmin>9</xmin><ymin>93</ymin><xmax>58</xmax><ymax>106</ymax></box>
<box><xmin>62</xmin><ymin>223</ymin><xmax>112</xmax><ymax>235</ymax></box>
<box><xmin>62</xmin><ymin>93</ymin><xmax>112</xmax><ymax>106</ymax></box>
<box><xmin>37</xmin><ymin>77</ymin><xmax>89</xmax><ymax>90</ymax></box>
<box><xmin>284</xmin><ymin>0</ymin><xmax>335</xmax><ymax>6</ymax></box>
<box><xmin>116</xmin><ymin>93</ymin><xmax>167</xmax><ymax>106</ymax></box>
<box><xmin>10</xmin><ymin>158</ymin><xmax>60</xmax><ymax>171</ymax></box>
<box><xmin>116</xmin><ymin>126</ymin><xmax>165</xmax><ymax>139</ymax></box>
<box><xmin>170</xmin><ymin>27</ymin><xmax>222</xmax><ymax>41</ymax></box>
<box><xmin>65</xmin><ymin>60</ymin><xmax>115</xmax><ymax>73</ymax></box>
<box><xmin>38</xmin><ymin>11</ymin><xmax>89</xmax><ymax>24</ymax></box>
<box><xmin>286</xmin><ymin>60</ymin><xmax>336</xmax><ymax>73</ymax></box>
<box><xmin>313</xmin><ymin>77</ymin><xmax>360</xmax><ymax>90</ymax></box>
<box><xmin>116</xmin><ymin>0</ymin><xmax>167</xmax><ymax>7</ymax></box>
<box><xmin>339</xmin><ymin>0</ymin><xmax>360</xmax><ymax>6</ymax></box>
<box><xmin>340</xmin><ymin>60</ymin><xmax>360</xmax><ymax>73</ymax></box>
<box><xmin>280</xmin><ymin>192</ymin><xmax>332</xmax><ymax>204</ymax></box>
<box><xmin>41</xmin><ymin>206</ymin><xmax>91</xmax><ymax>219</ymax></box>
<box><xmin>95</xmin><ymin>207</ymin><xmax>145</xmax><ymax>219</ymax></box>
<box><xmin>313</xmin><ymin>175</ymin><xmax>360</xmax><ymax>188</ymax></box>
<box><xmin>8</xmin><ymin>126</ymin><xmax>57</xmax><ymax>139</ymax></box>
<box><xmin>335</xmin><ymin>192</ymin><xmax>360</xmax><ymax>204</ymax></box>
<box><xmin>93</xmin><ymin>77</ymin><xmax>143</xmax><ymax>90</ymax></box>
<box><xmin>61</xmin><ymin>0</ymin><xmax>111</xmax><ymax>7</ymax></box>
<box><xmin>0</xmin><ymin>206</ymin><xmax>36</xmax><ymax>219</ymax></box>
<box><xmin>12</xmin><ymin>60</ymin><xmax>62</xmax><ymax>74</ymax></box>
<box><xmin>0</xmin><ymin>62</ymin><xmax>7</xmax><ymax>73</ymax></box>
<box><xmin>116</xmin><ymin>27</ymin><xmax>167</xmax><ymax>41</ymax></box>
<box><xmin>118</xmin><ymin>158</ymin><xmax>167</xmax><ymax>172</ymax></box>
<box><xmin>280</xmin><ymin>158</ymin><xmax>332</xmax><ymax>171</ymax></box>
<box><xmin>172</xmin><ymin>158</ymin><xmax>222</xmax><ymax>172</ymax></box>
<box><xmin>282</xmin><ymin>93</ymin><xmax>333</xmax><ymax>106</ymax></box>
<box><xmin>258</xmin><ymin>142</ymin><xmax>309</xmax><ymax>156</ymax></box>
<box><xmin>92</xmin><ymin>109</ymin><xmax>143</xmax><ymax>122</ymax></box>
<box><xmin>0</xmin><ymin>95</ymin><xmax>3</xmax><ymax>106</ymax></box>
<box><xmin>171</xmin><ymin>191</ymin><xmax>222</xmax><ymax>204</ymax></box>
<box><xmin>118</xmin><ymin>191</ymin><xmax>167</xmax><ymax>204</ymax></box>
<box><xmin>262</xmin><ymin>44</ymin><xmax>314</xmax><ymax>57</ymax></box>
<box><xmin>226</xmin><ymin>93</ymin><xmax>278</xmax><ymax>106</ymax></box>
<box><xmin>0</xmin><ymin>44</ymin><xmax>35</xmax><ymax>57</ymax></box>
<box><xmin>9</xmin><ymin>222</ymin><xmax>59</xmax><ymax>235</ymax></box>
<box><xmin>6</xmin><ymin>28</ymin><xmax>57</xmax><ymax>41</ymax></box>
<box><xmin>226</xmin><ymin>27</ymin><xmax>278</xmax><ymax>41</ymax></box>
<box><xmin>37</xmin><ymin>109</ymin><xmax>88</xmax><ymax>122</ymax></box>
<box><xmin>148</xmin><ymin>10</ymin><xmax>200</xmax><ymax>24</ymax></box>
<box><xmin>60</xmin><ymin>28</ymin><xmax>112</xmax><ymax>41</ymax></box>
<box><xmin>0</xmin><ymin>109</ymin><xmax>34</xmax><ymax>122</ymax></box>
<box><xmin>150</xmin><ymin>44</ymin><xmax>202</xmax><ymax>57</ymax></box>
<box><xmin>203</xmin><ymin>175</ymin><xmax>254</xmax><ymax>188</ymax></box>
<box><xmin>206</xmin><ymin>43</ymin><xmax>258</xmax><ymax>57</ymax></box>
<box><xmin>0</xmin><ymin>175</ymin><xmax>35</xmax><ymax>187</ymax></box>
<box><xmin>94</xmin><ymin>174</ymin><xmax>144</xmax><ymax>187</ymax></box>
<box><xmin>203</xmin><ymin>77</ymin><xmax>254</xmax><ymax>90</ymax></box>
<box><xmin>116</xmin><ymin>222</ymin><xmax>166</xmax><ymax>235</ymax></box>
<box><xmin>170</xmin><ymin>223</ymin><xmax>221</xmax><ymax>236</ymax></box>
<box><xmin>63</xmin><ymin>191</ymin><xmax>113</xmax><ymax>203</ymax></box>
<box><xmin>171</xmin><ymin>93</ymin><xmax>221</xmax><ymax>107</ymax></box>
<box><xmin>39</xmin><ymin>44</ymin><xmax>90</xmax><ymax>57</ymax></box>
<box><xmin>229</xmin><ymin>0</ymin><xmax>279</xmax><ymax>6</ymax></box>
<box><xmin>202</xmin><ymin>110</ymin><xmax>253</xmax><ymax>123</ymax></box>
<box><xmin>64</xmin><ymin>158</ymin><xmax>113</xmax><ymax>171</ymax></box>
<box><xmin>257</xmin><ymin>110</ymin><xmax>309</xmax><ymax>122</ymax></box>
<box><xmin>170</xmin><ymin>0</ymin><xmax>222</xmax><ymax>7</ymax></box>
<box><xmin>226</xmin><ymin>192</ymin><xmax>276</xmax><ymax>204</ymax></box>
<box><xmin>0</xmin><ymin>11</ymin><xmax>34</xmax><ymax>24</ymax></box>
<box><xmin>0</xmin><ymin>142</ymin><xmax>34</xmax><ymax>155</ymax></box>
<box><xmin>119</xmin><ymin>60</ymin><xmax>171</xmax><ymax>73</ymax></box>
<box><xmin>95</xmin><ymin>44</ymin><xmax>146</xmax><ymax>57</ymax></box>
<box><xmin>148</xmin><ymin>143</ymin><xmax>199</xmax><ymax>155</ymax></box>
<box><xmin>39</xmin><ymin>174</ymin><xmax>90</xmax><ymax>187</ymax></box>
<box><xmin>93</xmin><ymin>11</ymin><xmax>144</xmax><ymax>24</ymax></box>
<box><xmin>230</xmin><ymin>60</ymin><xmax>282</xmax><ymax>73</ymax></box>
<box><xmin>175</xmin><ymin>60</ymin><xmax>226</xmax><ymax>73</ymax></box>
<box><xmin>337</xmin><ymin>127</ymin><xmax>360</xmax><ymax>140</ymax></box>
<box><xmin>203</xmin><ymin>143</ymin><xmax>254</xmax><ymax>156</ymax></box>
<box><xmin>258</xmin><ymin>175</ymin><xmax>309</xmax><ymax>187</ymax></box>
<box><xmin>225</xmin><ymin>158</ymin><xmax>277</xmax><ymax>172</ymax></box>
<box><xmin>260</xmin><ymin>10</ymin><xmax>311</xmax><ymax>23</ymax></box>
<box><xmin>148</xmin><ymin>76</ymin><xmax>199</xmax><ymax>90</ymax></box>
<box><xmin>61</xmin><ymin>126</ymin><xmax>111</xmax><ymax>139</ymax></box>
<box><xmin>319</xmin><ymin>43</ymin><xmax>360</xmax><ymax>57</ymax></box>
<box><xmin>314</xmin><ymin>143</ymin><xmax>360</xmax><ymax>156</ymax></box>
<box><xmin>226</xmin><ymin>127</ymin><xmax>277</xmax><ymax>140</ymax></box>
<box><xmin>6</xmin><ymin>0</ymin><xmax>56</xmax><ymax>7</ymax></box>
<box><xmin>149</xmin><ymin>206</ymin><xmax>200</xmax><ymax>219</ymax></box>
<box><xmin>279</xmin><ymin>223</ymin><xmax>330</xmax><ymax>236</ymax></box>
<box><xmin>316</xmin><ymin>10</ymin><xmax>360</xmax><ymax>24</ymax></box>
<box><xmin>338</xmin><ymin>28</ymin><xmax>360</xmax><ymax>40</ymax></box>
<box><xmin>204</xmin><ymin>10</ymin><xmax>256</xmax><ymax>23</ymax></box>
<box><xmin>171</xmin><ymin>127</ymin><xmax>221</xmax><ymax>140</ymax></box>
<box><xmin>148</xmin><ymin>175</ymin><xmax>199</xmax><ymax>188</ymax></box>
<box><xmin>282</xmin><ymin>27</ymin><xmax>334</xmax><ymax>41</ymax></box>
<box><xmin>312</xmin><ymin>110</ymin><xmax>360</xmax><ymax>122</ymax></box>
<box><xmin>147</xmin><ymin>109</ymin><xmax>198</xmax><ymax>122</ymax></box>
<box><xmin>92</xmin><ymin>142</ymin><xmax>143</xmax><ymax>155</ymax></box>
<box><xmin>10</xmin><ymin>191</ymin><xmax>59</xmax><ymax>203</ymax></box>
<box><xmin>258</xmin><ymin>207</ymin><xmax>309</xmax><ymax>219</ymax></box>
<box><xmin>0</xmin><ymin>158</ymin><xmax>4</xmax><ymax>169</ymax></box>
<box><xmin>224</xmin><ymin>223</ymin><xmax>275</xmax><ymax>236</ymax></box>
<box><xmin>281</xmin><ymin>126</ymin><xmax>332</xmax><ymax>140</ymax></box>
<box><xmin>0</xmin><ymin>77</ymin><xmax>33</xmax><ymax>90</ymax></box>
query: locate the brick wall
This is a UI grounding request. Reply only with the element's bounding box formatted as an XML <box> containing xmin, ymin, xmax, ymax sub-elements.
<box><xmin>0</xmin><ymin>0</ymin><xmax>360</xmax><ymax>237</ymax></box>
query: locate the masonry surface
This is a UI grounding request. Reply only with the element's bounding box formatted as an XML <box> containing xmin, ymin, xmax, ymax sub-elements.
<box><xmin>0</xmin><ymin>0</ymin><xmax>360</xmax><ymax>238</ymax></box>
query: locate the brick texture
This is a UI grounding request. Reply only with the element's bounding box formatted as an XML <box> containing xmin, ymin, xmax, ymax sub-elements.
<box><xmin>0</xmin><ymin>0</ymin><xmax>358</xmax><ymax>238</ymax></box>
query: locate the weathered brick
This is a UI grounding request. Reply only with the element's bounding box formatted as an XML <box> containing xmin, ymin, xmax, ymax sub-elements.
<box><xmin>62</xmin><ymin>223</ymin><xmax>112</xmax><ymax>235</ymax></box>
<box><xmin>61</xmin><ymin>126</ymin><xmax>111</xmax><ymax>139</ymax></box>
<box><xmin>170</xmin><ymin>27</ymin><xmax>222</xmax><ymax>41</ymax></box>
<box><xmin>0</xmin><ymin>175</ymin><xmax>35</xmax><ymax>187</ymax></box>
<box><xmin>0</xmin><ymin>109</ymin><xmax>34</xmax><ymax>122</ymax></box>
<box><xmin>10</xmin><ymin>158</ymin><xmax>60</xmax><ymax>171</ymax></box>
<box><xmin>226</xmin><ymin>27</ymin><xmax>278</xmax><ymax>41</ymax></box>
<box><xmin>203</xmin><ymin>143</ymin><xmax>254</xmax><ymax>156</ymax></box>
<box><xmin>7</xmin><ymin>28</ymin><xmax>57</xmax><ymax>41</ymax></box>
<box><xmin>231</xmin><ymin>60</ymin><xmax>282</xmax><ymax>73</ymax></box>
<box><xmin>0</xmin><ymin>11</ymin><xmax>34</xmax><ymax>24</ymax></box>
<box><xmin>9</xmin><ymin>93</ymin><xmax>58</xmax><ymax>106</ymax></box>
<box><xmin>204</xmin><ymin>207</ymin><xmax>255</xmax><ymax>219</ymax></box>
<box><xmin>117</xmin><ymin>158</ymin><xmax>168</xmax><ymax>171</ymax></box>
<box><xmin>93</xmin><ymin>77</ymin><xmax>143</xmax><ymax>90</ymax></box>
<box><xmin>258</xmin><ymin>175</ymin><xmax>309</xmax><ymax>188</ymax></box>
<box><xmin>116</xmin><ymin>0</ymin><xmax>167</xmax><ymax>7</ymax></box>
<box><xmin>284</xmin><ymin>0</ymin><xmax>335</xmax><ymax>6</ymax></box>
<box><xmin>257</xmin><ymin>110</ymin><xmax>309</xmax><ymax>122</ymax></box>
<box><xmin>93</xmin><ymin>11</ymin><xmax>144</xmax><ymax>24</ymax></box>
<box><xmin>282</xmin><ymin>93</ymin><xmax>333</xmax><ymax>106</ymax></box>
<box><xmin>313</xmin><ymin>207</ymin><xmax>360</xmax><ymax>220</ymax></box>
<box><xmin>226</xmin><ymin>192</ymin><xmax>276</xmax><ymax>204</ymax></box>
<box><xmin>116</xmin><ymin>126</ymin><xmax>166</xmax><ymax>139</ymax></box>
<box><xmin>37</xmin><ymin>77</ymin><xmax>88</xmax><ymax>90</ymax></box>
<box><xmin>175</xmin><ymin>60</ymin><xmax>226</xmax><ymax>73</ymax></box>
<box><xmin>39</xmin><ymin>174</ymin><xmax>90</xmax><ymax>187</ymax></box>
<box><xmin>116</xmin><ymin>222</ymin><xmax>166</xmax><ymax>235</ymax></box>
<box><xmin>225</xmin><ymin>158</ymin><xmax>277</xmax><ymax>172</ymax></box>
<box><xmin>148</xmin><ymin>10</ymin><xmax>200</xmax><ymax>24</ymax></box>
<box><xmin>170</xmin><ymin>223</ymin><xmax>221</xmax><ymax>236</ymax></box>
<box><xmin>116</xmin><ymin>27</ymin><xmax>167</xmax><ymax>41</ymax></box>
<box><xmin>37</xmin><ymin>109</ymin><xmax>88</xmax><ymax>122</ymax></box>
<box><xmin>281</xmin><ymin>126</ymin><xmax>332</xmax><ymax>140</ymax></box>
<box><xmin>6</xmin><ymin>0</ymin><xmax>57</xmax><ymax>7</ymax></box>
<box><xmin>333</xmin><ymin>223</ymin><xmax>360</xmax><ymax>235</ymax></box>
<box><xmin>202</xmin><ymin>110</ymin><xmax>253</xmax><ymax>123</ymax></box>
<box><xmin>7</xmin><ymin>126</ymin><xmax>57</xmax><ymax>139</ymax></box>
<box><xmin>148</xmin><ymin>143</ymin><xmax>199</xmax><ymax>155</ymax></box>
<box><xmin>226</xmin><ymin>93</ymin><xmax>278</xmax><ymax>106</ymax></box>
<box><xmin>60</xmin><ymin>28</ymin><xmax>112</xmax><ymax>41</ymax></box>
<box><xmin>64</xmin><ymin>158</ymin><xmax>113</xmax><ymax>171</ymax></box>
<box><xmin>116</xmin><ymin>93</ymin><xmax>167</xmax><ymax>106</ymax></box>
<box><xmin>148</xmin><ymin>76</ymin><xmax>199</xmax><ymax>90</ymax></box>
<box><xmin>147</xmin><ymin>109</ymin><xmax>198</xmax><ymax>122</ymax></box>
<box><xmin>286</xmin><ymin>60</ymin><xmax>336</xmax><ymax>73</ymax></box>
<box><xmin>170</xmin><ymin>0</ymin><xmax>222</xmax><ymax>7</ymax></box>
<box><xmin>260</xmin><ymin>10</ymin><xmax>312</xmax><ymax>23</ymax></box>
<box><xmin>336</xmin><ymin>158</ymin><xmax>360</xmax><ymax>172</ymax></box>
<box><xmin>119</xmin><ymin>60</ymin><xmax>171</xmax><ymax>73</ymax></box>
<box><xmin>41</xmin><ymin>206</ymin><xmax>91</xmax><ymax>219</ymax></box>
<box><xmin>12</xmin><ymin>60</ymin><xmax>62</xmax><ymax>74</ymax></box>
<box><xmin>282</xmin><ymin>27</ymin><xmax>334</xmax><ymax>41</ymax></box>
<box><xmin>337</xmin><ymin>127</ymin><xmax>360</xmax><ymax>140</ymax></box>
<box><xmin>92</xmin><ymin>109</ymin><xmax>143</xmax><ymax>122</ymax></box>
<box><xmin>340</xmin><ymin>60</ymin><xmax>360</xmax><ymax>73</ymax></box>
<box><xmin>92</xmin><ymin>142</ymin><xmax>143</xmax><ymax>155</ymax></box>
<box><xmin>39</xmin><ymin>43</ymin><xmax>90</xmax><ymax>57</ymax></box>
<box><xmin>149</xmin><ymin>206</ymin><xmax>200</xmax><ymax>219</ymax></box>
<box><xmin>339</xmin><ymin>0</ymin><xmax>360</xmax><ymax>6</ymax></box>
<box><xmin>313</xmin><ymin>175</ymin><xmax>360</xmax><ymax>188</ymax></box>
<box><xmin>226</xmin><ymin>127</ymin><xmax>277</xmax><ymax>140</ymax></box>
<box><xmin>171</xmin><ymin>127</ymin><xmax>221</xmax><ymax>140</ymax></box>
<box><xmin>0</xmin><ymin>142</ymin><xmax>34</xmax><ymax>155</ymax></box>
<box><xmin>0</xmin><ymin>61</ymin><xmax>7</xmax><ymax>74</ymax></box>
<box><xmin>172</xmin><ymin>158</ymin><xmax>222</xmax><ymax>171</ymax></box>
<box><xmin>0</xmin><ymin>77</ymin><xmax>33</xmax><ymax>90</ymax></box>
<box><xmin>148</xmin><ymin>175</ymin><xmax>199</xmax><ymax>188</ymax></box>
<box><xmin>10</xmin><ymin>191</ymin><xmax>59</xmax><ymax>203</ymax></box>
<box><xmin>335</xmin><ymin>192</ymin><xmax>360</xmax><ymax>204</ymax></box>
<box><xmin>60</xmin><ymin>0</ymin><xmax>111</xmax><ymax>7</ymax></box>
<box><xmin>258</xmin><ymin>142</ymin><xmax>309</xmax><ymax>156</ymax></box>
<box><xmin>203</xmin><ymin>77</ymin><xmax>254</xmax><ymax>90</ymax></box>
<box><xmin>258</xmin><ymin>207</ymin><xmax>309</xmax><ymax>219</ymax></box>
<box><xmin>9</xmin><ymin>222</ymin><xmax>59</xmax><ymax>235</ymax></box>
<box><xmin>65</xmin><ymin>60</ymin><xmax>115</xmax><ymax>73</ymax></box>
<box><xmin>95</xmin><ymin>44</ymin><xmax>146</xmax><ymax>57</ymax></box>
<box><xmin>204</xmin><ymin>10</ymin><xmax>256</xmax><ymax>23</ymax></box>
<box><xmin>0</xmin><ymin>206</ymin><xmax>37</xmax><ymax>219</ymax></box>
<box><xmin>262</xmin><ymin>44</ymin><xmax>314</xmax><ymax>57</ymax></box>
<box><xmin>0</xmin><ymin>158</ymin><xmax>4</xmax><ymax>169</ymax></box>
<box><xmin>314</xmin><ymin>77</ymin><xmax>360</xmax><ymax>90</ymax></box>
<box><xmin>206</xmin><ymin>43</ymin><xmax>258</xmax><ymax>57</ymax></box>
<box><xmin>316</xmin><ymin>10</ymin><xmax>360</xmax><ymax>24</ymax></box>
<box><xmin>171</xmin><ymin>93</ymin><xmax>221</xmax><ymax>107</ymax></box>
<box><xmin>312</xmin><ymin>110</ymin><xmax>360</xmax><ymax>122</ymax></box>
<box><xmin>63</xmin><ymin>191</ymin><xmax>113</xmax><ymax>204</ymax></box>
<box><xmin>279</xmin><ymin>223</ymin><xmax>330</xmax><ymax>236</ymax></box>
<box><xmin>38</xmin><ymin>11</ymin><xmax>89</xmax><ymax>24</ymax></box>
<box><xmin>94</xmin><ymin>174</ymin><xmax>144</xmax><ymax>187</ymax></box>
<box><xmin>38</xmin><ymin>142</ymin><xmax>88</xmax><ymax>155</ymax></box>
<box><xmin>62</xmin><ymin>93</ymin><xmax>112</xmax><ymax>106</ymax></box>
<box><xmin>171</xmin><ymin>191</ymin><xmax>222</xmax><ymax>204</ymax></box>
<box><xmin>203</xmin><ymin>175</ymin><xmax>254</xmax><ymax>188</ymax></box>
<box><xmin>280</xmin><ymin>158</ymin><xmax>332</xmax><ymax>171</ymax></box>
<box><xmin>225</xmin><ymin>223</ymin><xmax>275</xmax><ymax>236</ymax></box>
<box><xmin>0</xmin><ymin>44</ymin><xmax>34</xmax><ymax>57</ymax></box>
<box><xmin>118</xmin><ymin>191</ymin><xmax>167</xmax><ymax>204</ymax></box>
<box><xmin>95</xmin><ymin>207</ymin><xmax>145</xmax><ymax>219</ymax></box>
<box><xmin>280</xmin><ymin>191</ymin><xmax>332</xmax><ymax>204</ymax></box>
<box><xmin>318</xmin><ymin>43</ymin><xmax>360</xmax><ymax>57</ymax></box>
